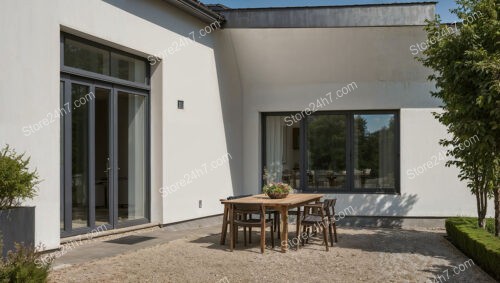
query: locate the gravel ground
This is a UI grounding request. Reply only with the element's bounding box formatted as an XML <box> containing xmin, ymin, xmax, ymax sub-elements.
<box><xmin>48</xmin><ymin>227</ymin><xmax>495</xmax><ymax>283</ymax></box>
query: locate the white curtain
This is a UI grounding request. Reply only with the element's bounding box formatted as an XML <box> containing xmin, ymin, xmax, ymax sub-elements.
<box><xmin>127</xmin><ymin>95</ymin><xmax>145</xmax><ymax>219</ymax></box>
<box><xmin>266</xmin><ymin>116</ymin><xmax>284</xmax><ymax>183</ymax></box>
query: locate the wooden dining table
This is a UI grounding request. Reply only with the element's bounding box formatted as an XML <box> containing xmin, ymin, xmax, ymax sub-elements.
<box><xmin>220</xmin><ymin>193</ymin><xmax>324</xmax><ymax>253</ymax></box>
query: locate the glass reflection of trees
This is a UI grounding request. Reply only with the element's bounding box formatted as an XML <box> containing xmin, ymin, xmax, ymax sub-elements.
<box><xmin>308</xmin><ymin>115</ymin><xmax>346</xmax><ymax>172</ymax></box>
<box><xmin>354</xmin><ymin>115</ymin><xmax>395</xmax><ymax>188</ymax></box>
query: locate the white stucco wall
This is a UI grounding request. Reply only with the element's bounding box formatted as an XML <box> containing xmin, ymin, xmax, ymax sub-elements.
<box><xmin>0</xmin><ymin>1</ymin><xmax>492</xmax><ymax>250</ymax></box>
<box><xmin>222</xmin><ymin>27</ymin><xmax>493</xmax><ymax>217</ymax></box>
<box><xmin>0</xmin><ymin>0</ymin><xmax>241</xmax><ymax>249</ymax></box>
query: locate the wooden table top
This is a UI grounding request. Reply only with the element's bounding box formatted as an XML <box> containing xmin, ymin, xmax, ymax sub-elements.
<box><xmin>220</xmin><ymin>193</ymin><xmax>324</xmax><ymax>206</ymax></box>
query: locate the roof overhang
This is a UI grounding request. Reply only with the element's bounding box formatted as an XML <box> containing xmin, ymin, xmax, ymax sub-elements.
<box><xmin>162</xmin><ymin>0</ymin><xmax>225</xmax><ymax>25</ymax></box>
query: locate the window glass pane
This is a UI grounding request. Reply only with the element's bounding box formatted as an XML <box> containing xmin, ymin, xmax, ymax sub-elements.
<box><xmin>64</xmin><ymin>38</ymin><xmax>110</xmax><ymax>75</ymax></box>
<box><xmin>307</xmin><ymin>115</ymin><xmax>347</xmax><ymax>190</ymax></box>
<box><xmin>353</xmin><ymin>114</ymin><xmax>396</xmax><ymax>189</ymax></box>
<box><xmin>95</xmin><ymin>88</ymin><xmax>111</xmax><ymax>226</ymax></box>
<box><xmin>264</xmin><ymin>116</ymin><xmax>301</xmax><ymax>190</ymax></box>
<box><xmin>111</xmin><ymin>52</ymin><xmax>147</xmax><ymax>84</ymax></box>
<box><xmin>117</xmin><ymin>91</ymin><xmax>147</xmax><ymax>221</ymax></box>
<box><xmin>71</xmin><ymin>84</ymin><xmax>90</xmax><ymax>229</ymax></box>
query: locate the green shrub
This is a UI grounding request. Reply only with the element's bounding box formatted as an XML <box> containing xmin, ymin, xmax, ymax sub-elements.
<box><xmin>0</xmin><ymin>145</ymin><xmax>40</xmax><ymax>210</ymax></box>
<box><xmin>0</xmin><ymin>243</ymin><xmax>51</xmax><ymax>283</ymax></box>
<box><xmin>446</xmin><ymin>217</ymin><xmax>500</xmax><ymax>281</ymax></box>
<box><xmin>485</xmin><ymin>218</ymin><xmax>495</xmax><ymax>235</ymax></box>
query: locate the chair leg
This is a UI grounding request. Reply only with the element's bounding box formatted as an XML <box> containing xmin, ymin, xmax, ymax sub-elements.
<box><xmin>230</xmin><ymin>223</ymin><xmax>235</xmax><ymax>251</ymax></box>
<box><xmin>322</xmin><ymin>221</ymin><xmax>329</xmax><ymax>251</ymax></box>
<box><xmin>333</xmin><ymin>222</ymin><xmax>338</xmax><ymax>243</ymax></box>
<box><xmin>248</xmin><ymin>214</ymin><xmax>252</xmax><ymax>243</ymax></box>
<box><xmin>328</xmin><ymin>222</ymin><xmax>334</xmax><ymax>247</ymax></box>
<box><xmin>244</xmin><ymin>227</ymin><xmax>247</xmax><ymax>247</ymax></box>
<box><xmin>306</xmin><ymin>227</ymin><xmax>311</xmax><ymax>244</ymax></box>
<box><xmin>274</xmin><ymin>212</ymin><xmax>281</xmax><ymax>240</ymax></box>
<box><xmin>243</xmin><ymin>214</ymin><xmax>247</xmax><ymax>247</ymax></box>
<box><xmin>296</xmin><ymin>211</ymin><xmax>301</xmax><ymax>250</ymax></box>
<box><xmin>235</xmin><ymin>215</ymin><xmax>240</xmax><ymax>243</ymax></box>
<box><xmin>270</xmin><ymin>224</ymin><xmax>275</xmax><ymax>248</ymax></box>
<box><xmin>301</xmin><ymin>224</ymin><xmax>306</xmax><ymax>246</ymax></box>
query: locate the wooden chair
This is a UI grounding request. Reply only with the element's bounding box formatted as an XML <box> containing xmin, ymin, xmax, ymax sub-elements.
<box><xmin>230</xmin><ymin>203</ymin><xmax>274</xmax><ymax>253</ymax></box>
<box><xmin>324</xmin><ymin>199</ymin><xmax>339</xmax><ymax>245</ymax></box>
<box><xmin>302</xmin><ymin>199</ymin><xmax>338</xmax><ymax>247</ymax></box>
<box><xmin>220</xmin><ymin>195</ymin><xmax>251</xmax><ymax>245</ymax></box>
<box><xmin>300</xmin><ymin>198</ymin><xmax>338</xmax><ymax>251</ymax></box>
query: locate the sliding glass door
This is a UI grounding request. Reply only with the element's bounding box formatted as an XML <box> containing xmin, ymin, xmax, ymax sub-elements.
<box><xmin>262</xmin><ymin>111</ymin><xmax>399</xmax><ymax>193</ymax></box>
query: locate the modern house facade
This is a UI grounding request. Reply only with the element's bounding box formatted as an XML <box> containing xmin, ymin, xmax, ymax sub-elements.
<box><xmin>0</xmin><ymin>0</ymin><xmax>492</xmax><ymax>251</ymax></box>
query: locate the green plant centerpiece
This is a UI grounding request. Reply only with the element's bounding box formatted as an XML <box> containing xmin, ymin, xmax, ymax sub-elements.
<box><xmin>263</xmin><ymin>182</ymin><xmax>293</xmax><ymax>199</ymax></box>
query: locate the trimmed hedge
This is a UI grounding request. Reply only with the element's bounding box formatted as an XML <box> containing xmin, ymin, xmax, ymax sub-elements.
<box><xmin>445</xmin><ymin>217</ymin><xmax>500</xmax><ymax>281</ymax></box>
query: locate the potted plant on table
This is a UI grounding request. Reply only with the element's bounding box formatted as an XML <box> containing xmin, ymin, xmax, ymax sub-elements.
<box><xmin>263</xmin><ymin>182</ymin><xmax>293</xmax><ymax>199</ymax></box>
<box><xmin>0</xmin><ymin>145</ymin><xmax>40</xmax><ymax>258</ymax></box>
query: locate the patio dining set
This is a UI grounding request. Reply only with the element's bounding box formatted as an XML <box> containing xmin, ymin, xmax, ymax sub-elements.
<box><xmin>219</xmin><ymin>194</ymin><xmax>339</xmax><ymax>253</ymax></box>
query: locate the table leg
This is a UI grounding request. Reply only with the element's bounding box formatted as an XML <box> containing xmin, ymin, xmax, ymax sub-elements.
<box><xmin>296</xmin><ymin>206</ymin><xmax>301</xmax><ymax>250</ymax></box>
<box><xmin>280</xmin><ymin>206</ymin><xmax>289</xmax><ymax>253</ymax></box>
<box><xmin>220</xmin><ymin>204</ymin><xmax>228</xmax><ymax>245</ymax></box>
<box><xmin>229</xmin><ymin>204</ymin><xmax>234</xmax><ymax>251</ymax></box>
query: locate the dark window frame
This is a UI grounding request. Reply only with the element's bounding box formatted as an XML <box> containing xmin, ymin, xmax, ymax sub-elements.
<box><xmin>61</xmin><ymin>32</ymin><xmax>150</xmax><ymax>90</ymax></box>
<box><xmin>261</xmin><ymin>110</ymin><xmax>400</xmax><ymax>194</ymax></box>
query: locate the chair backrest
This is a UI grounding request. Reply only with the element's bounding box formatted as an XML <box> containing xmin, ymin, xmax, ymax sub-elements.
<box><xmin>233</xmin><ymin>203</ymin><xmax>265</xmax><ymax>217</ymax></box>
<box><xmin>322</xmin><ymin>198</ymin><xmax>337</xmax><ymax>218</ymax></box>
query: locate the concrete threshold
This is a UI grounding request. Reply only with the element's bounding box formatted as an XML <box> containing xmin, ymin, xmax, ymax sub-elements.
<box><xmin>60</xmin><ymin>223</ymin><xmax>161</xmax><ymax>244</ymax></box>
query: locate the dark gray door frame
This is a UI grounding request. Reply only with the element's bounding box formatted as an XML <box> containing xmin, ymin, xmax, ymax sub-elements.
<box><xmin>60</xmin><ymin>76</ymin><xmax>150</xmax><ymax>237</ymax></box>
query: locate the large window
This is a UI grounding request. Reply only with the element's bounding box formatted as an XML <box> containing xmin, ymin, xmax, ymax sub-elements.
<box><xmin>263</xmin><ymin>111</ymin><xmax>399</xmax><ymax>193</ymax></box>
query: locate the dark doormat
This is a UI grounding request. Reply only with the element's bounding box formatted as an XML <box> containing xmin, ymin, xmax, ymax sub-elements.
<box><xmin>105</xmin><ymin>235</ymin><xmax>156</xmax><ymax>245</ymax></box>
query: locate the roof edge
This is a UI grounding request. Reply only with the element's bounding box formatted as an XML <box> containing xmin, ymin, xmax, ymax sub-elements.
<box><xmin>212</xmin><ymin>1</ymin><xmax>437</xmax><ymax>11</ymax></box>
<box><xmin>163</xmin><ymin>0</ymin><xmax>225</xmax><ymax>24</ymax></box>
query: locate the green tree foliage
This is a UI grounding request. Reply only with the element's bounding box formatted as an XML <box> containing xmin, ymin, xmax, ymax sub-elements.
<box><xmin>418</xmin><ymin>0</ymin><xmax>499</xmax><ymax>233</ymax></box>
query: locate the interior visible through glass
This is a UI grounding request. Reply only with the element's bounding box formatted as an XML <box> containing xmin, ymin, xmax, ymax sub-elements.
<box><xmin>117</xmin><ymin>91</ymin><xmax>146</xmax><ymax>221</ymax></box>
<box><xmin>353</xmin><ymin>114</ymin><xmax>396</xmax><ymax>189</ymax></box>
<box><xmin>264</xmin><ymin>116</ymin><xmax>301</xmax><ymax>190</ymax></box>
<box><xmin>71</xmin><ymin>84</ymin><xmax>90</xmax><ymax>229</ymax></box>
<box><xmin>94</xmin><ymin>88</ymin><xmax>111</xmax><ymax>226</ymax></box>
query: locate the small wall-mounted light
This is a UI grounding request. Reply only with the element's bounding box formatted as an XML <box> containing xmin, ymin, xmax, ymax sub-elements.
<box><xmin>177</xmin><ymin>100</ymin><xmax>184</xmax><ymax>109</ymax></box>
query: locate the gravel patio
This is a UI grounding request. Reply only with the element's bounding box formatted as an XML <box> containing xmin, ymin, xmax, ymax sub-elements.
<box><xmin>47</xmin><ymin>224</ymin><xmax>495</xmax><ymax>283</ymax></box>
